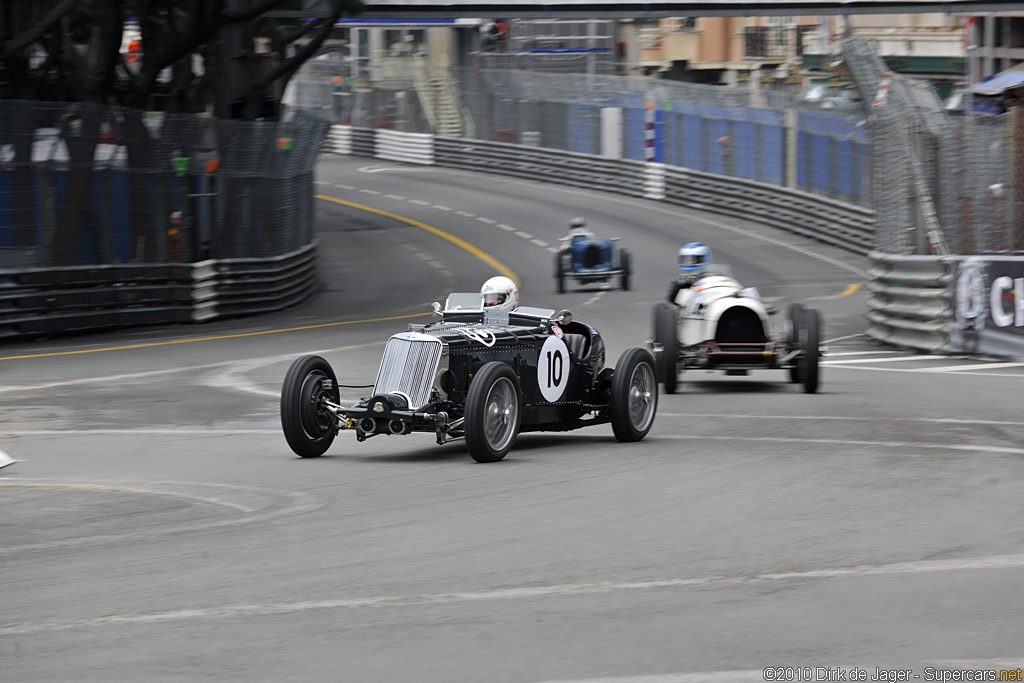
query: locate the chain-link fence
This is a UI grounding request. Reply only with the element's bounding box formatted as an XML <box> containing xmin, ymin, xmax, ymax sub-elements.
<box><xmin>0</xmin><ymin>100</ymin><xmax>328</xmax><ymax>269</ymax></box>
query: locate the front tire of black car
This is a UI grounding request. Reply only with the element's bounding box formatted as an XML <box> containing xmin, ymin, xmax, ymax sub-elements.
<box><xmin>610</xmin><ymin>348</ymin><xmax>658</xmax><ymax>442</ymax></box>
<box><xmin>465</xmin><ymin>362</ymin><xmax>522</xmax><ymax>463</ymax></box>
<box><xmin>281</xmin><ymin>355</ymin><xmax>340</xmax><ymax>458</ymax></box>
<box><xmin>652</xmin><ymin>302</ymin><xmax>679</xmax><ymax>394</ymax></box>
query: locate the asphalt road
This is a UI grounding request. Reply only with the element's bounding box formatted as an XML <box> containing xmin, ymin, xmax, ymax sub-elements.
<box><xmin>2</xmin><ymin>156</ymin><xmax>1022</xmax><ymax>683</ymax></box>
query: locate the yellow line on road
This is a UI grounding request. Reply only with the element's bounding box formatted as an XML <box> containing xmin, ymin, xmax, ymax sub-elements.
<box><xmin>0</xmin><ymin>312</ymin><xmax>428</xmax><ymax>361</ymax></box>
<box><xmin>840</xmin><ymin>283</ymin><xmax>861</xmax><ymax>296</ymax></box>
<box><xmin>315</xmin><ymin>194</ymin><xmax>519</xmax><ymax>285</ymax></box>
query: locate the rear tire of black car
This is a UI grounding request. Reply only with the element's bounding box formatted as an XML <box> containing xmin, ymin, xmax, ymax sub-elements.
<box><xmin>281</xmin><ymin>355</ymin><xmax>340</xmax><ymax>458</ymax></box>
<box><xmin>610</xmin><ymin>348</ymin><xmax>658</xmax><ymax>442</ymax></box>
<box><xmin>800</xmin><ymin>308</ymin><xmax>822</xmax><ymax>394</ymax></box>
<box><xmin>465</xmin><ymin>362</ymin><xmax>522</xmax><ymax>463</ymax></box>
<box><xmin>787</xmin><ymin>302</ymin><xmax>805</xmax><ymax>384</ymax></box>
<box><xmin>620</xmin><ymin>250</ymin><xmax>631</xmax><ymax>291</ymax></box>
<box><xmin>652</xmin><ymin>302</ymin><xmax>679</xmax><ymax>394</ymax></box>
<box><xmin>555</xmin><ymin>253</ymin><xmax>566</xmax><ymax>294</ymax></box>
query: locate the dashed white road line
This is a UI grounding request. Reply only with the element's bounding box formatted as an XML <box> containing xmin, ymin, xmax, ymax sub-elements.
<box><xmin>476</xmin><ymin>216</ymin><xmax>496</xmax><ymax>224</ymax></box>
<box><xmin>333</xmin><ymin>183</ymin><xmax>355</xmax><ymax>190</ymax></box>
<box><xmin>384</xmin><ymin>193</ymin><xmax>406</xmax><ymax>200</ymax></box>
<box><xmin>658</xmin><ymin>413</ymin><xmax>1024</xmax><ymax>427</ymax></box>
<box><xmin>498</xmin><ymin>223</ymin><xmax>516</xmax><ymax>232</ymax></box>
<box><xmin>314</xmin><ymin>180</ymin><xmax>330</xmax><ymax>185</ymax></box>
<box><xmin>358</xmin><ymin>188</ymin><xmax>381</xmax><ymax>195</ymax></box>
<box><xmin>822</xmin><ymin>355</ymin><xmax>943</xmax><ymax>365</ymax></box>
<box><xmin>5</xmin><ymin>551</ymin><xmax>1024</xmax><ymax>635</ymax></box>
<box><xmin>515</xmin><ymin>231</ymin><xmax>533</xmax><ymax>239</ymax></box>
<box><xmin>532</xmin><ymin>238</ymin><xmax>550</xmax><ymax>247</ymax></box>
<box><xmin>919</xmin><ymin>362</ymin><xmax>1024</xmax><ymax>372</ymax></box>
<box><xmin>408</xmin><ymin>198</ymin><xmax>430</xmax><ymax>205</ymax></box>
<box><xmin>455</xmin><ymin>210</ymin><xmax>475</xmax><ymax>217</ymax></box>
<box><xmin>432</xmin><ymin>204</ymin><xmax>452</xmax><ymax>211</ymax></box>
<box><xmin>662</xmin><ymin>434</ymin><xmax>1024</xmax><ymax>456</ymax></box>
<box><xmin>583</xmin><ymin>291</ymin><xmax>607</xmax><ymax>306</ymax></box>
<box><xmin>547</xmin><ymin>246</ymin><xmax>559</xmax><ymax>254</ymax></box>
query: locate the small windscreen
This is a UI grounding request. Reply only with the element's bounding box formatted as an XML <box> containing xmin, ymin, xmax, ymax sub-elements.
<box><xmin>444</xmin><ymin>293</ymin><xmax>483</xmax><ymax>311</ymax></box>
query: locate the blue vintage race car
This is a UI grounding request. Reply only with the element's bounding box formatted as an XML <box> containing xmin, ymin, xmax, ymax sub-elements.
<box><xmin>554</xmin><ymin>226</ymin><xmax>632</xmax><ymax>293</ymax></box>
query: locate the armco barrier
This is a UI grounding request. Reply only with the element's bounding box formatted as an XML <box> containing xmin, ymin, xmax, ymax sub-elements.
<box><xmin>0</xmin><ymin>243</ymin><xmax>319</xmax><ymax>339</ymax></box>
<box><xmin>375</xmin><ymin>129</ymin><xmax>434</xmax><ymax>165</ymax></box>
<box><xmin>864</xmin><ymin>251</ymin><xmax>953</xmax><ymax>354</ymax></box>
<box><xmin>433</xmin><ymin>137</ymin><xmax>646</xmax><ymax>197</ymax></box>
<box><xmin>191</xmin><ymin>243</ymin><xmax>319</xmax><ymax>322</ymax></box>
<box><xmin>0</xmin><ymin>263</ymin><xmax>195</xmax><ymax>340</ymax></box>
<box><xmin>326</xmin><ymin>125</ymin><xmax>352</xmax><ymax>155</ymax></box>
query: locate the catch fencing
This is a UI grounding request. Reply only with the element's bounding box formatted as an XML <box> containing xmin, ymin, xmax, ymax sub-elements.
<box><xmin>0</xmin><ymin>100</ymin><xmax>328</xmax><ymax>337</ymax></box>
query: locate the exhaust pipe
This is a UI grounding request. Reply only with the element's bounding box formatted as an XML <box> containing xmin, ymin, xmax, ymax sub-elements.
<box><xmin>388</xmin><ymin>419</ymin><xmax>408</xmax><ymax>435</ymax></box>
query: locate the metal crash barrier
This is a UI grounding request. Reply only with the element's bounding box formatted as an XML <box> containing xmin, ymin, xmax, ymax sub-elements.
<box><xmin>865</xmin><ymin>252</ymin><xmax>953</xmax><ymax>354</ymax></box>
<box><xmin>0</xmin><ymin>244</ymin><xmax>318</xmax><ymax>339</ymax></box>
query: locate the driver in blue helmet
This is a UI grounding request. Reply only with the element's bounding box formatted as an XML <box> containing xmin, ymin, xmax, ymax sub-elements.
<box><xmin>667</xmin><ymin>242</ymin><xmax>712</xmax><ymax>305</ymax></box>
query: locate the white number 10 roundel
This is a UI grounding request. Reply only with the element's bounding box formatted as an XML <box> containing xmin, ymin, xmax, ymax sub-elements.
<box><xmin>537</xmin><ymin>335</ymin><xmax>569</xmax><ymax>402</ymax></box>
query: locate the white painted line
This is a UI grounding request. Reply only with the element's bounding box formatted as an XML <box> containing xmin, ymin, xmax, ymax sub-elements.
<box><xmin>414</xmin><ymin>251</ymin><xmax>432</xmax><ymax>261</ymax></box>
<box><xmin>823</xmin><ymin>333</ymin><xmax>866</xmax><ymax>344</ymax></box>
<box><xmin>547</xmin><ymin>246</ymin><xmax>559</xmax><ymax>254</ymax></box>
<box><xmin>919</xmin><ymin>362</ymin><xmax>1024</xmax><ymax>372</ymax></box>
<box><xmin>0</xmin><ymin>447</ymin><xmax>16</xmax><ymax>469</ymax></box>
<box><xmin>357</xmin><ymin>188</ymin><xmax>381</xmax><ymax>195</ymax></box>
<box><xmin>662</xmin><ymin>434</ymin><xmax>1024</xmax><ymax>455</ymax></box>
<box><xmin>498</xmin><ymin>223</ymin><xmax>516</xmax><ymax>232</ymax></box>
<box><xmin>826</xmin><ymin>364</ymin><xmax>1024</xmax><ymax>378</ymax></box>
<box><xmin>515</xmin><ymin>231</ymin><xmax>533</xmax><ymax>239</ymax></box>
<box><xmin>425</xmin><ymin>260</ymin><xmax>443</xmax><ymax>269</ymax></box>
<box><xmin>333</xmin><ymin>183</ymin><xmax>355</xmax><ymax>190</ymax></box>
<box><xmin>658</xmin><ymin>413</ymin><xmax>1024</xmax><ymax>427</ymax></box>
<box><xmin>476</xmin><ymin>216</ymin><xmax>496</xmax><ymax>224</ymax></box>
<box><xmin>383</xmin><ymin>193</ymin><xmax>406</xmax><ymax>200</ymax></box>
<box><xmin>530</xmin><ymin>672</ymin><xmax>768</xmax><ymax>683</ymax></box>
<box><xmin>7</xmin><ymin>551</ymin><xmax>1024</xmax><ymax>635</ymax></box>
<box><xmin>824</xmin><ymin>350</ymin><xmax>900</xmax><ymax>357</ymax></box>
<box><xmin>408</xmin><ymin>198</ymin><xmax>430</xmax><ymax>206</ymax></box>
<box><xmin>583</xmin><ymin>292</ymin><xmax>606</xmax><ymax>306</ymax></box>
<box><xmin>314</xmin><ymin>180</ymin><xmax>330</xmax><ymax>185</ymax></box>
<box><xmin>532</xmin><ymin>239</ymin><xmax>550</xmax><ymax>247</ymax></box>
<box><xmin>432</xmin><ymin>205</ymin><xmax>452</xmax><ymax>211</ymax></box>
<box><xmin>455</xmin><ymin>210</ymin><xmax>475</xmax><ymax>217</ymax></box>
<box><xmin>822</xmin><ymin>355</ymin><xmax>943</xmax><ymax>365</ymax></box>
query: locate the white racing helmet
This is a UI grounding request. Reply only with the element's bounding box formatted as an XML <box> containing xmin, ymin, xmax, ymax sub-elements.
<box><xmin>480</xmin><ymin>276</ymin><xmax>519</xmax><ymax>313</ymax></box>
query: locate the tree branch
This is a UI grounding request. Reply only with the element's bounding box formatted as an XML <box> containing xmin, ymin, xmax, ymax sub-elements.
<box><xmin>222</xmin><ymin>0</ymin><xmax>288</xmax><ymax>25</ymax></box>
<box><xmin>1</xmin><ymin>0</ymin><xmax>78</xmax><ymax>59</ymax></box>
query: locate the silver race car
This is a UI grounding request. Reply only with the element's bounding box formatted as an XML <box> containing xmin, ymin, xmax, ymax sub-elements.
<box><xmin>650</xmin><ymin>267</ymin><xmax>824</xmax><ymax>394</ymax></box>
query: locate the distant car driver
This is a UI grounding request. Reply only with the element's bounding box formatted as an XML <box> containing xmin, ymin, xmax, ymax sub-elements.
<box><xmin>481</xmin><ymin>276</ymin><xmax>519</xmax><ymax>313</ymax></box>
<box><xmin>668</xmin><ymin>242</ymin><xmax>712</xmax><ymax>306</ymax></box>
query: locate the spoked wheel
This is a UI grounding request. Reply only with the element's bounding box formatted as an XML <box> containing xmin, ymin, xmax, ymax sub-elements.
<box><xmin>281</xmin><ymin>355</ymin><xmax>341</xmax><ymax>458</ymax></box>
<box><xmin>652</xmin><ymin>302</ymin><xmax>679</xmax><ymax>394</ymax></box>
<box><xmin>465</xmin><ymin>362</ymin><xmax>522</xmax><ymax>463</ymax></box>
<box><xmin>799</xmin><ymin>308</ymin><xmax>822</xmax><ymax>394</ymax></box>
<box><xmin>787</xmin><ymin>302</ymin><xmax>805</xmax><ymax>384</ymax></box>
<box><xmin>620</xmin><ymin>250</ymin><xmax>631</xmax><ymax>291</ymax></box>
<box><xmin>610</xmin><ymin>347</ymin><xmax>658</xmax><ymax>442</ymax></box>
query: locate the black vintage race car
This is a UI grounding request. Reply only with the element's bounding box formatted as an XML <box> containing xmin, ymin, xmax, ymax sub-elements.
<box><xmin>281</xmin><ymin>293</ymin><xmax>658</xmax><ymax>463</ymax></box>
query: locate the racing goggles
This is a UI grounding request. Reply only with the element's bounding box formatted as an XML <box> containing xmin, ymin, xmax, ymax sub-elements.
<box><xmin>679</xmin><ymin>253</ymin><xmax>705</xmax><ymax>271</ymax></box>
<box><xmin>483</xmin><ymin>293</ymin><xmax>507</xmax><ymax>307</ymax></box>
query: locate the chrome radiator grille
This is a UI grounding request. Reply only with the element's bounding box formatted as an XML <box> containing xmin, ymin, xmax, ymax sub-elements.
<box><xmin>374</xmin><ymin>334</ymin><xmax>444</xmax><ymax>409</ymax></box>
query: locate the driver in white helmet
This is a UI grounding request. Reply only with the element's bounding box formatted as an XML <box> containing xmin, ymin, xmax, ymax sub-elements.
<box><xmin>559</xmin><ymin>217</ymin><xmax>595</xmax><ymax>251</ymax></box>
<box><xmin>480</xmin><ymin>275</ymin><xmax>519</xmax><ymax>313</ymax></box>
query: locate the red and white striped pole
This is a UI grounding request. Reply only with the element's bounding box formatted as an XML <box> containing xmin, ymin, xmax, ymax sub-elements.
<box><xmin>644</xmin><ymin>100</ymin><xmax>655</xmax><ymax>163</ymax></box>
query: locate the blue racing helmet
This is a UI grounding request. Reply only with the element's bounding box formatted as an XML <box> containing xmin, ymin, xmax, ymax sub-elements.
<box><xmin>678</xmin><ymin>242</ymin><xmax>711</xmax><ymax>278</ymax></box>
